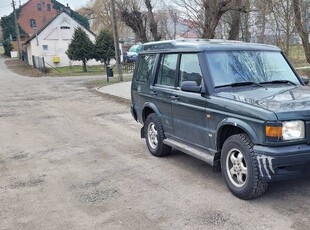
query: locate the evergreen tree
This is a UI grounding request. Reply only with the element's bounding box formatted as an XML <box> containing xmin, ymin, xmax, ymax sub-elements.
<box><xmin>94</xmin><ymin>30</ymin><xmax>115</xmax><ymax>66</ymax></box>
<box><xmin>66</xmin><ymin>27</ymin><xmax>94</xmax><ymax>72</ymax></box>
<box><xmin>94</xmin><ymin>30</ymin><xmax>115</xmax><ymax>81</ymax></box>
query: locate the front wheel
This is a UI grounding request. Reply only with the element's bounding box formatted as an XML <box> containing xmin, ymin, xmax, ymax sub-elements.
<box><xmin>144</xmin><ymin>114</ymin><xmax>171</xmax><ymax>157</ymax></box>
<box><xmin>221</xmin><ymin>134</ymin><xmax>268</xmax><ymax>199</ymax></box>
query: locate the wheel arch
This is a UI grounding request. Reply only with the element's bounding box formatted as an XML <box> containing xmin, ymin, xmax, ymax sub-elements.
<box><xmin>213</xmin><ymin>118</ymin><xmax>259</xmax><ymax>172</ymax></box>
<box><xmin>142</xmin><ymin>102</ymin><xmax>161</xmax><ymax>123</ymax></box>
<box><xmin>216</xmin><ymin>118</ymin><xmax>259</xmax><ymax>152</ymax></box>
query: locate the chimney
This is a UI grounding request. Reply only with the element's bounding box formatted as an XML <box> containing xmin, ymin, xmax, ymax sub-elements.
<box><xmin>65</xmin><ymin>4</ymin><xmax>71</xmax><ymax>14</ymax></box>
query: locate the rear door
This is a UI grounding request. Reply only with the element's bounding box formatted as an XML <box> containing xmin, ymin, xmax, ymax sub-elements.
<box><xmin>151</xmin><ymin>53</ymin><xmax>178</xmax><ymax>136</ymax></box>
<box><xmin>171</xmin><ymin>53</ymin><xmax>210</xmax><ymax>148</ymax></box>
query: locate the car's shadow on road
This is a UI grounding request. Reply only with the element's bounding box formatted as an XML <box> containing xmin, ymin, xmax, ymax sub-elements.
<box><xmin>163</xmin><ymin>148</ymin><xmax>310</xmax><ymax>201</ymax></box>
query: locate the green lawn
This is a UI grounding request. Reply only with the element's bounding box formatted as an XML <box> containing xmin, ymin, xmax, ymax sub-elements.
<box><xmin>49</xmin><ymin>65</ymin><xmax>106</xmax><ymax>76</ymax></box>
<box><xmin>49</xmin><ymin>63</ymin><xmax>135</xmax><ymax>77</ymax></box>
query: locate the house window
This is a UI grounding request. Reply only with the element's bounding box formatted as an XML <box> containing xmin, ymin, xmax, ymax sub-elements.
<box><xmin>30</xmin><ymin>19</ymin><xmax>37</xmax><ymax>28</ymax></box>
<box><xmin>60</xmin><ymin>26</ymin><xmax>70</xmax><ymax>30</ymax></box>
<box><xmin>43</xmin><ymin>45</ymin><xmax>48</xmax><ymax>51</ymax></box>
<box><xmin>37</xmin><ymin>3</ymin><xmax>42</xmax><ymax>11</ymax></box>
<box><xmin>47</xmin><ymin>4</ymin><xmax>51</xmax><ymax>11</ymax></box>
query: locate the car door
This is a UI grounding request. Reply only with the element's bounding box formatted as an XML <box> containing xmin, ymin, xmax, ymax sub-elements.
<box><xmin>171</xmin><ymin>53</ymin><xmax>211</xmax><ymax>148</ymax></box>
<box><xmin>151</xmin><ymin>53</ymin><xmax>178</xmax><ymax>136</ymax></box>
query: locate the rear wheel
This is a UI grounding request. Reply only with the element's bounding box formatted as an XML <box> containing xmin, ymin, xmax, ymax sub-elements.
<box><xmin>221</xmin><ymin>134</ymin><xmax>268</xmax><ymax>199</ymax></box>
<box><xmin>144</xmin><ymin>114</ymin><xmax>171</xmax><ymax>157</ymax></box>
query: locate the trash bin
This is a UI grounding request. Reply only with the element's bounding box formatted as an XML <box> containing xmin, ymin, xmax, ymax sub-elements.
<box><xmin>107</xmin><ymin>67</ymin><xmax>113</xmax><ymax>77</ymax></box>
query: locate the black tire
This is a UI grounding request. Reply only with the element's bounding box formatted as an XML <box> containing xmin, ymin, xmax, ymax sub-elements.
<box><xmin>144</xmin><ymin>113</ymin><xmax>171</xmax><ymax>157</ymax></box>
<box><xmin>221</xmin><ymin>134</ymin><xmax>268</xmax><ymax>199</ymax></box>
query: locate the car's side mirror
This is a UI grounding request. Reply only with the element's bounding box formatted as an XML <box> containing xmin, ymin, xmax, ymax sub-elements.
<box><xmin>301</xmin><ymin>76</ymin><xmax>309</xmax><ymax>85</ymax></box>
<box><xmin>181</xmin><ymin>81</ymin><xmax>202</xmax><ymax>93</ymax></box>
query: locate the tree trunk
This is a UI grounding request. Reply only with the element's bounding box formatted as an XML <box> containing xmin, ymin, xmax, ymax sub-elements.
<box><xmin>293</xmin><ymin>0</ymin><xmax>310</xmax><ymax>64</ymax></box>
<box><xmin>243</xmin><ymin>0</ymin><xmax>251</xmax><ymax>42</ymax></box>
<box><xmin>83</xmin><ymin>59</ymin><xmax>87</xmax><ymax>72</ymax></box>
<box><xmin>120</xmin><ymin>10</ymin><xmax>148</xmax><ymax>43</ymax></box>
<box><xmin>258</xmin><ymin>10</ymin><xmax>266</xmax><ymax>44</ymax></box>
<box><xmin>228</xmin><ymin>12</ymin><xmax>241</xmax><ymax>40</ymax></box>
<box><xmin>228</xmin><ymin>0</ymin><xmax>242</xmax><ymax>40</ymax></box>
<box><xmin>144</xmin><ymin>0</ymin><xmax>161</xmax><ymax>41</ymax></box>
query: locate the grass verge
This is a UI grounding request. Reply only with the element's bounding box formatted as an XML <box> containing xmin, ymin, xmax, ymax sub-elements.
<box><xmin>85</xmin><ymin>75</ymin><xmax>133</xmax><ymax>89</ymax></box>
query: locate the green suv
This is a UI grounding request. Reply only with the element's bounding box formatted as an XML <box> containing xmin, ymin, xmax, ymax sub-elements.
<box><xmin>130</xmin><ymin>39</ymin><xmax>310</xmax><ymax>199</ymax></box>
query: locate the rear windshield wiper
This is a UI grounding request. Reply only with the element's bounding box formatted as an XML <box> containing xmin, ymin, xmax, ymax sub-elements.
<box><xmin>215</xmin><ymin>81</ymin><xmax>262</xmax><ymax>89</ymax></box>
<box><xmin>259</xmin><ymin>80</ymin><xmax>297</xmax><ymax>86</ymax></box>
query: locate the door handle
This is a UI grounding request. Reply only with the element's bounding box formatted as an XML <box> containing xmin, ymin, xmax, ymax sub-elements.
<box><xmin>171</xmin><ymin>95</ymin><xmax>180</xmax><ymax>101</ymax></box>
<box><xmin>150</xmin><ymin>90</ymin><xmax>157</xmax><ymax>96</ymax></box>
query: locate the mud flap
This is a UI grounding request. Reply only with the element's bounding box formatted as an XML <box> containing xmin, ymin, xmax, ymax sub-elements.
<box><xmin>141</xmin><ymin>126</ymin><xmax>145</xmax><ymax>138</ymax></box>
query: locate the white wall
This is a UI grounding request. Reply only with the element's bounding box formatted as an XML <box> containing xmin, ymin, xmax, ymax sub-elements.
<box><xmin>26</xmin><ymin>12</ymin><xmax>101</xmax><ymax>68</ymax></box>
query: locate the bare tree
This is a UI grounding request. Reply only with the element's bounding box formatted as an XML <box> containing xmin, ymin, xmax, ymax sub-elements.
<box><xmin>145</xmin><ymin>0</ymin><xmax>161</xmax><ymax>40</ymax></box>
<box><xmin>228</xmin><ymin>0</ymin><xmax>242</xmax><ymax>40</ymax></box>
<box><xmin>174</xmin><ymin>0</ymin><xmax>246</xmax><ymax>38</ymax></box>
<box><xmin>240</xmin><ymin>0</ymin><xmax>251</xmax><ymax>42</ymax></box>
<box><xmin>156</xmin><ymin>5</ymin><xmax>180</xmax><ymax>40</ymax></box>
<box><xmin>293</xmin><ymin>0</ymin><xmax>310</xmax><ymax>63</ymax></box>
<box><xmin>78</xmin><ymin>0</ymin><xmax>131</xmax><ymax>40</ymax></box>
<box><xmin>272</xmin><ymin>0</ymin><xmax>295</xmax><ymax>56</ymax></box>
<box><xmin>117</xmin><ymin>0</ymin><xmax>162</xmax><ymax>42</ymax></box>
<box><xmin>78</xmin><ymin>0</ymin><xmax>112</xmax><ymax>32</ymax></box>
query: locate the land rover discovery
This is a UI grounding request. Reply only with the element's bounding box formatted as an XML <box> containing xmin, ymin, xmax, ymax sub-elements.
<box><xmin>130</xmin><ymin>39</ymin><xmax>310</xmax><ymax>199</ymax></box>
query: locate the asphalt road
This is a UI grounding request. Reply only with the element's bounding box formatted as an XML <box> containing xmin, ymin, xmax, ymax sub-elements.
<box><xmin>1</xmin><ymin>56</ymin><xmax>310</xmax><ymax>230</ymax></box>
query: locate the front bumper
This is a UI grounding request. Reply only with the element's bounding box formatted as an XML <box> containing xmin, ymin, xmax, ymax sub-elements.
<box><xmin>254</xmin><ymin>144</ymin><xmax>310</xmax><ymax>182</ymax></box>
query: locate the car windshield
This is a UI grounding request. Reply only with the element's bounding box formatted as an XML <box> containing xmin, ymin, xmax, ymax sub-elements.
<box><xmin>206</xmin><ymin>51</ymin><xmax>300</xmax><ymax>88</ymax></box>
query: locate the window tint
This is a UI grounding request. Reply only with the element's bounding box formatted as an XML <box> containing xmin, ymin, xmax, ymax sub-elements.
<box><xmin>179</xmin><ymin>54</ymin><xmax>202</xmax><ymax>87</ymax></box>
<box><xmin>156</xmin><ymin>54</ymin><xmax>178</xmax><ymax>86</ymax></box>
<box><xmin>37</xmin><ymin>3</ymin><xmax>42</xmax><ymax>11</ymax></box>
<box><xmin>135</xmin><ymin>55</ymin><xmax>156</xmax><ymax>82</ymax></box>
<box><xmin>30</xmin><ymin>19</ymin><xmax>37</xmax><ymax>28</ymax></box>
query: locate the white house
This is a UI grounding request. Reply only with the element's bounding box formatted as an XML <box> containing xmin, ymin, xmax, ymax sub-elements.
<box><xmin>24</xmin><ymin>11</ymin><xmax>101</xmax><ymax>68</ymax></box>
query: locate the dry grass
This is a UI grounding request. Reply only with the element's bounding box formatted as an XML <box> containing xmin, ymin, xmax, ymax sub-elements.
<box><xmin>5</xmin><ymin>59</ymin><xmax>44</xmax><ymax>77</ymax></box>
<box><xmin>0</xmin><ymin>46</ymin><xmax>4</xmax><ymax>55</ymax></box>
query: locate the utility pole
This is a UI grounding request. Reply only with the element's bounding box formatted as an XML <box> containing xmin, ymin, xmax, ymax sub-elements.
<box><xmin>111</xmin><ymin>0</ymin><xmax>123</xmax><ymax>81</ymax></box>
<box><xmin>12</xmin><ymin>0</ymin><xmax>22</xmax><ymax>59</ymax></box>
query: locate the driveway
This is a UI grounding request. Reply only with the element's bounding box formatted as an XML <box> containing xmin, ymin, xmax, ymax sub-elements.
<box><xmin>1</xmin><ymin>56</ymin><xmax>310</xmax><ymax>230</ymax></box>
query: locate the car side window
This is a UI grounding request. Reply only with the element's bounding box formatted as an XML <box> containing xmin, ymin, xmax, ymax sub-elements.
<box><xmin>156</xmin><ymin>54</ymin><xmax>178</xmax><ymax>86</ymax></box>
<box><xmin>179</xmin><ymin>54</ymin><xmax>203</xmax><ymax>87</ymax></box>
<box><xmin>135</xmin><ymin>55</ymin><xmax>156</xmax><ymax>82</ymax></box>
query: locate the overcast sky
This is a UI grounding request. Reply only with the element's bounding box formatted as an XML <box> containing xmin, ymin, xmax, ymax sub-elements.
<box><xmin>0</xmin><ymin>0</ymin><xmax>86</xmax><ymax>18</ymax></box>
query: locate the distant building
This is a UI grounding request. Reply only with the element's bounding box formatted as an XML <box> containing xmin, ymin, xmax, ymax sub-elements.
<box><xmin>18</xmin><ymin>0</ymin><xmax>60</xmax><ymax>38</ymax></box>
<box><xmin>24</xmin><ymin>12</ymin><xmax>99</xmax><ymax>67</ymax></box>
<box><xmin>1</xmin><ymin>0</ymin><xmax>88</xmax><ymax>42</ymax></box>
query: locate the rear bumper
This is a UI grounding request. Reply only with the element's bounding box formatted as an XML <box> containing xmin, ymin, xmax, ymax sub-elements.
<box><xmin>254</xmin><ymin>144</ymin><xmax>310</xmax><ymax>182</ymax></box>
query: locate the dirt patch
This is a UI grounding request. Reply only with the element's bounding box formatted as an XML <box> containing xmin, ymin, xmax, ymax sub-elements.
<box><xmin>10</xmin><ymin>176</ymin><xmax>45</xmax><ymax>189</ymax></box>
<box><xmin>5</xmin><ymin>59</ymin><xmax>44</xmax><ymax>77</ymax></box>
<box><xmin>90</xmin><ymin>89</ymin><xmax>131</xmax><ymax>106</ymax></box>
<box><xmin>79</xmin><ymin>189</ymin><xmax>118</xmax><ymax>204</ymax></box>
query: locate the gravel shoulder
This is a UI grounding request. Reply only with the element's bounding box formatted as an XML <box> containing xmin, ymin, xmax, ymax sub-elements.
<box><xmin>1</xmin><ymin>56</ymin><xmax>310</xmax><ymax>230</ymax></box>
